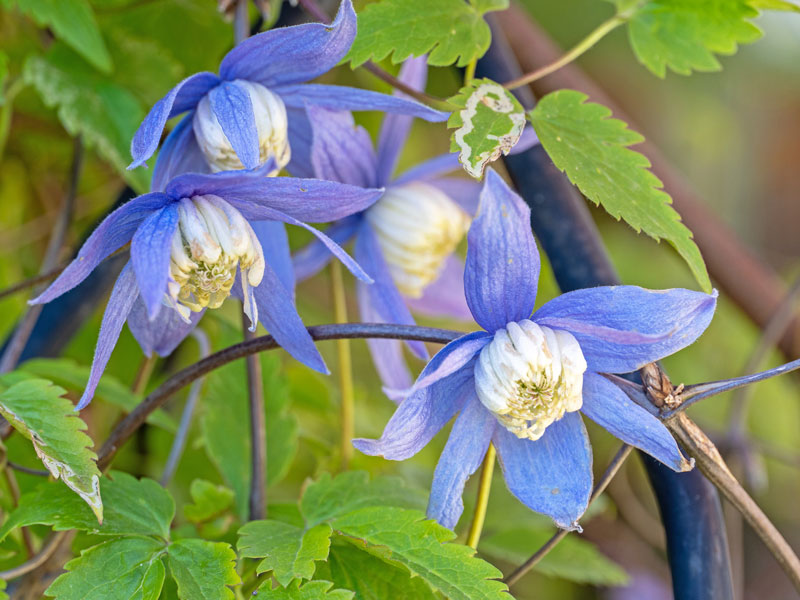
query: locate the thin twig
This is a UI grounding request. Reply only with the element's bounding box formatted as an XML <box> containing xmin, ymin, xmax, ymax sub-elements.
<box><xmin>502</xmin><ymin>15</ymin><xmax>626</xmax><ymax>90</ymax></box>
<box><xmin>0</xmin><ymin>532</ymin><xmax>69</xmax><ymax>581</ymax></box>
<box><xmin>2</xmin><ymin>466</ymin><xmax>34</xmax><ymax>557</ymax></box>
<box><xmin>0</xmin><ymin>262</ymin><xmax>69</xmax><ymax>302</ymax></box>
<box><xmin>504</xmin><ymin>444</ymin><xmax>632</xmax><ymax>587</ymax></box>
<box><xmin>233</xmin><ymin>0</ymin><xmax>249</xmax><ymax>45</ymax></box>
<box><xmin>243</xmin><ymin>312</ymin><xmax>267</xmax><ymax>521</ymax></box>
<box><xmin>666</xmin><ymin>414</ymin><xmax>800</xmax><ymax>592</ymax></box>
<box><xmin>0</xmin><ymin>137</ymin><xmax>83</xmax><ymax>373</ymax></box>
<box><xmin>295</xmin><ymin>0</ymin><xmax>453</xmax><ymax>110</ymax></box>
<box><xmin>131</xmin><ymin>354</ymin><xmax>158</xmax><ymax>396</ymax></box>
<box><xmin>728</xmin><ymin>272</ymin><xmax>800</xmax><ymax>435</ymax></box>
<box><xmin>96</xmin><ymin>323</ymin><xmax>460</xmax><ymax>471</ymax></box>
<box><xmin>160</xmin><ymin>329</ymin><xmax>210</xmax><ymax>486</ymax></box>
<box><xmin>6</xmin><ymin>461</ymin><xmax>49</xmax><ymax>477</ymax></box>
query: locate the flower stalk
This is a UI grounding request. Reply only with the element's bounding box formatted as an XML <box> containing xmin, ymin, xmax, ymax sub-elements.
<box><xmin>331</xmin><ymin>260</ymin><xmax>356</xmax><ymax>470</ymax></box>
<box><xmin>466</xmin><ymin>444</ymin><xmax>496</xmax><ymax>549</ymax></box>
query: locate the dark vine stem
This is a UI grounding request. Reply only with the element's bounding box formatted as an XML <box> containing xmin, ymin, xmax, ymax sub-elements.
<box><xmin>96</xmin><ymin>323</ymin><xmax>461</xmax><ymax>470</ymax></box>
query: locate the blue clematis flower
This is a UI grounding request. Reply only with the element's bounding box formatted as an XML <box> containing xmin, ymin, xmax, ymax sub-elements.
<box><xmin>128</xmin><ymin>0</ymin><xmax>447</xmax><ymax>191</ymax></box>
<box><xmin>292</xmin><ymin>57</ymin><xmax>538</xmax><ymax>391</ymax></box>
<box><xmin>30</xmin><ymin>168</ymin><xmax>383</xmax><ymax>409</ymax></box>
<box><xmin>354</xmin><ymin>169</ymin><xmax>717</xmax><ymax>530</ymax></box>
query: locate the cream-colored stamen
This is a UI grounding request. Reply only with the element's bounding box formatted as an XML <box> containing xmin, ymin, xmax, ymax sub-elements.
<box><xmin>474</xmin><ymin>320</ymin><xmax>587</xmax><ymax>440</ymax></box>
<box><xmin>364</xmin><ymin>182</ymin><xmax>470</xmax><ymax>298</ymax></box>
<box><xmin>167</xmin><ymin>195</ymin><xmax>264</xmax><ymax>329</ymax></box>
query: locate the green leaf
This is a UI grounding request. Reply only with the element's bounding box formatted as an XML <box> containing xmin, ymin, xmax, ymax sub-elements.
<box><xmin>8</xmin><ymin>0</ymin><xmax>112</xmax><ymax>72</ymax></box>
<box><xmin>202</xmin><ymin>341</ymin><xmax>298</xmax><ymax>519</ymax></box>
<box><xmin>238</xmin><ymin>521</ymin><xmax>332</xmax><ymax>586</ymax></box>
<box><xmin>0</xmin><ymin>472</ymin><xmax>174</xmax><ymax>541</ymax></box>
<box><xmin>183</xmin><ymin>480</ymin><xmax>234</xmax><ymax>524</ymax></box>
<box><xmin>0</xmin><ymin>378</ymin><xmax>102</xmax><ymax>521</ymax></box>
<box><xmin>528</xmin><ymin>90</ymin><xmax>710</xmax><ymax>291</ymax></box>
<box><xmin>22</xmin><ymin>44</ymin><xmax>149</xmax><ymax>192</ymax></box>
<box><xmin>325</xmin><ymin>541</ymin><xmax>438</xmax><ymax>600</ymax></box>
<box><xmin>254</xmin><ymin>580</ymin><xmax>353</xmax><ymax>600</ymax></box>
<box><xmin>447</xmin><ymin>77</ymin><xmax>525</xmax><ymax>178</ymax></box>
<box><xmin>20</xmin><ymin>358</ymin><xmax>177</xmax><ymax>432</ymax></box>
<box><xmin>622</xmin><ymin>0</ymin><xmax>762</xmax><ymax>77</ymax></box>
<box><xmin>300</xmin><ymin>471</ymin><xmax>426</xmax><ymax>527</ymax></box>
<box><xmin>347</xmin><ymin>0</ymin><xmax>507</xmax><ymax>68</ymax></box>
<box><xmin>332</xmin><ymin>507</ymin><xmax>508</xmax><ymax>600</ymax></box>
<box><xmin>480</xmin><ymin>527</ymin><xmax>629</xmax><ymax>585</ymax></box>
<box><xmin>46</xmin><ymin>537</ymin><xmax>166</xmax><ymax>600</ymax></box>
<box><xmin>166</xmin><ymin>539</ymin><xmax>240</xmax><ymax>600</ymax></box>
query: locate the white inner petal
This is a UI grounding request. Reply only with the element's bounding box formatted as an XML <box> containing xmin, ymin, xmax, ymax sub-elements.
<box><xmin>364</xmin><ymin>181</ymin><xmax>470</xmax><ymax>298</ymax></box>
<box><xmin>474</xmin><ymin>320</ymin><xmax>587</xmax><ymax>440</ymax></box>
<box><xmin>166</xmin><ymin>195</ymin><xmax>265</xmax><ymax>320</ymax></box>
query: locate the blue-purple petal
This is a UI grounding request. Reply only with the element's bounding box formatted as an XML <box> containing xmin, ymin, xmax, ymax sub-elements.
<box><xmin>285</xmin><ymin>106</ymin><xmax>314</xmax><ymax>178</ymax></box>
<box><xmin>219</xmin><ymin>0</ymin><xmax>356</xmax><ymax>87</ymax></box>
<box><xmin>405</xmin><ymin>256</ymin><xmax>472</xmax><ymax>321</ymax></box>
<box><xmin>208</xmin><ymin>82</ymin><xmax>260</xmax><ymax>170</ymax></box>
<box><xmin>465</xmin><ymin>169</ymin><xmax>539</xmax><ymax>333</ymax></box>
<box><xmin>130</xmin><ymin>72</ymin><xmax>219</xmax><ymax>169</ymax></box>
<box><xmin>375</xmin><ymin>56</ymin><xmax>428</xmax><ymax>186</ymax></box>
<box><xmin>427</xmin><ymin>392</ymin><xmax>496</xmax><ymax>529</ymax></box>
<box><xmin>534</xmin><ymin>286</ymin><xmax>718</xmax><ymax>373</ymax></box>
<box><xmin>77</xmin><ymin>263</ymin><xmax>139</xmax><ymax>410</ymax></box>
<box><xmin>354</xmin><ymin>222</ymin><xmax>426</xmax><ymax>359</ymax></box>
<box><xmin>229</xmin><ymin>204</ymin><xmax>370</xmax><ymax>283</ymax></box>
<box><xmin>151</xmin><ymin>113</ymin><xmax>210</xmax><ymax>192</ymax></box>
<box><xmin>293</xmin><ymin>216</ymin><xmax>360</xmax><ymax>283</ymax></box>
<box><xmin>167</xmin><ymin>173</ymin><xmax>382</xmax><ymax>223</ymax></box>
<box><xmin>406</xmin><ymin>331</ymin><xmax>490</xmax><ymax>393</ymax></box>
<box><xmin>277</xmin><ymin>84</ymin><xmax>448</xmax><ymax>123</ymax></box>
<box><xmin>581</xmin><ymin>372</ymin><xmax>691</xmax><ymax>472</ymax></box>
<box><xmin>308</xmin><ymin>106</ymin><xmax>378</xmax><ymax>188</ymax></box>
<box><xmin>127</xmin><ymin>298</ymin><xmax>203</xmax><ymax>357</ymax></box>
<box><xmin>356</xmin><ymin>273</ymin><xmax>414</xmax><ymax>394</ymax></box>
<box><xmin>251</xmin><ymin>262</ymin><xmax>328</xmax><ymax>374</ymax></box>
<box><xmin>251</xmin><ymin>220</ymin><xmax>294</xmax><ymax>296</ymax></box>
<box><xmin>427</xmin><ymin>177</ymin><xmax>481</xmax><ymax>216</ymax></box>
<box><xmin>352</xmin><ymin>355</ymin><xmax>475</xmax><ymax>460</ymax></box>
<box><xmin>493</xmin><ymin>411</ymin><xmax>593</xmax><ymax>529</ymax></box>
<box><xmin>31</xmin><ymin>193</ymin><xmax>171</xmax><ymax>305</ymax></box>
<box><xmin>394</xmin><ymin>152</ymin><xmax>460</xmax><ymax>185</ymax></box>
<box><xmin>131</xmin><ymin>204</ymin><xmax>179</xmax><ymax>319</ymax></box>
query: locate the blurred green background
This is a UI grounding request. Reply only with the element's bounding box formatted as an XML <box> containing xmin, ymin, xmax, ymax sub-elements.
<box><xmin>0</xmin><ymin>0</ymin><xmax>799</xmax><ymax>598</ymax></box>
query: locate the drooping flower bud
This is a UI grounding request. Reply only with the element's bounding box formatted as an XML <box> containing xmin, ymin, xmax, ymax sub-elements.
<box><xmin>474</xmin><ymin>320</ymin><xmax>587</xmax><ymax>440</ymax></box>
<box><xmin>193</xmin><ymin>80</ymin><xmax>290</xmax><ymax>174</ymax></box>
<box><xmin>364</xmin><ymin>182</ymin><xmax>470</xmax><ymax>298</ymax></box>
<box><xmin>167</xmin><ymin>195</ymin><xmax>265</xmax><ymax>329</ymax></box>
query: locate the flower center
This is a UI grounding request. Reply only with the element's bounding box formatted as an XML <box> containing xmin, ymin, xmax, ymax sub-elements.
<box><xmin>193</xmin><ymin>80</ymin><xmax>290</xmax><ymax>174</ymax></box>
<box><xmin>167</xmin><ymin>195</ymin><xmax>264</xmax><ymax>328</ymax></box>
<box><xmin>474</xmin><ymin>320</ymin><xmax>587</xmax><ymax>440</ymax></box>
<box><xmin>364</xmin><ymin>182</ymin><xmax>470</xmax><ymax>298</ymax></box>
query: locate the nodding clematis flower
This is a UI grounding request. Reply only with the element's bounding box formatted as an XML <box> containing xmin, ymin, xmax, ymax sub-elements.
<box><xmin>291</xmin><ymin>56</ymin><xmax>538</xmax><ymax>391</ymax></box>
<box><xmin>354</xmin><ymin>169</ymin><xmax>717</xmax><ymax>530</ymax></box>
<box><xmin>128</xmin><ymin>0</ymin><xmax>447</xmax><ymax>191</ymax></box>
<box><xmin>30</xmin><ymin>167</ymin><xmax>383</xmax><ymax>410</ymax></box>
